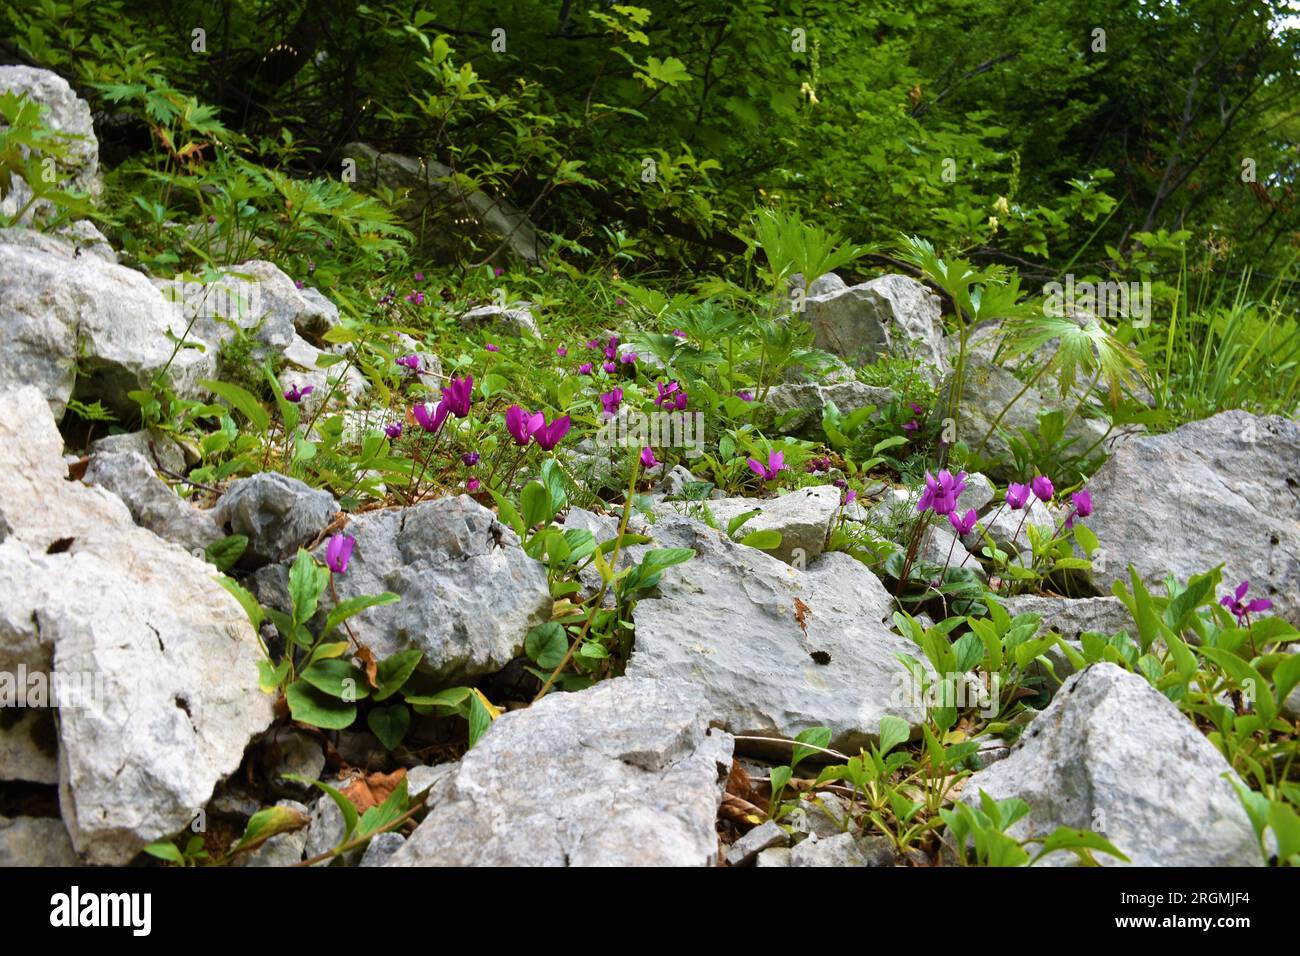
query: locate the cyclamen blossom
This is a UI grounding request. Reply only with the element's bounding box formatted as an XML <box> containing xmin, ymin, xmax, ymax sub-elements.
<box><xmin>556</xmin><ymin>345</ymin><xmax>568</xmax><ymax>357</ymax></box>
<box><xmin>843</xmin><ymin>488</ymin><xmax>857</xmax><ymax>506</ymax></box>
<box><xmin>441</xmin><ymin>375</ymin><xmax>474</xmax><ymax>417</ymax></box>
<box><xmin>579</xmin><ymin>362</ymin><xmax>594</xmax><ymax>375</ymax></box>
<box><xmin>1220</xmin><ymin>580</ymin><xmax>1272</xmax><ymax>625</ymax></box>
<box><xmin>466</xmin><ymin>478</ymin><xmax>481</xmax><ymax>493</ymax></box>
<box><xmin>384</xmin><ymin>422</ymin><xmax>403</xmax><ymax>440</ymax></box>
<box><xmin>533</xmin><ymin>415</ymin><xmax>571</xmax><ymax>451</ymax></box>
<box><xmin>1064</xmin><ymin>489</ymin><xmax>1094</xmax><ymax>530</ymax></box>
<box><xmin>414</xmin><ymin>271</ymin><xmax>425</xmax><ymax>282</ymax></box>
<box><xmin>505</xmin><ymin>405</ymin><xmax>545</xmax><ymax>446</ymax></box>
<box><xmin>640</xmin><ymin>447</ymin><xmax>659</xmax><ymax>469</ymax></box>
<box><xmin>1005</xmin><ymin>482</ymin><xmax>1031</xmax><ymax>510</ymax></box>
<box><xmin>413</xmin><ymin>401</ymin><xmax>449</xmax><ymax>434</ymax></box>
<box><xmin>737</xmin><ymin>390</ymin><xmax>754</xmax><ymax>402</ymax></box>
<box><xmin>671</xmin><ymin>329</ymin><xmax>686</xmax><ymax>338</ymax></box>
<box><xmin>326</xmin><ymin>533</ymin><xmax>355</xmax><ymax>574</ymax></box>
<box><xmin>1031</xmin><ymin>475</ymin><xmax>1054</xmax><ymax>502</ymax></box>
<box><xmin>602</xmin><ymin>361</ymin><xmax>617</xmax><ymax>374</ymax></box>
<box><xmin>485</xmin><ymin>343</ymin><xmax>500</xmax><ymax>353</ymax></box>
<box><xmin>405</xmin><ymin>291</ymin><xmax>425</xmax><ymax>305</ymax></box>
<box><xmin>461</xmin><ymin>451</ymin><xmax>480</xmax><ymax>466</ymax></box>
<box><xmin>655</xmin><ymin>380</ymin><xmax>688</xmax><ymax>410</ymax></box>
<box><xmin>283</xmin><ymin>384</ymin><xmax>314</xmax><ymax>403</ymax></box>
<box><xmin>949</xmin><ymin>508</ymin><xmax>978</xmax><ymax>536</ymax></box>
<box><xmin>746</xmin><ymin>451</ymin><xmax>787</xmax><ymax>482</ymax></box>
<box><xmin>620</xmin><ymin>351</ymin><xmax>638</xmax><ymax>364</ymax></box>
<box><xmin>600</xmin><ymin>388</ymin><xmax>623</xmax><ymax>417</ymax></box>
<box><xmin>396</xmin><ymin>354</ymin><xmax>422</xmax><ymax>373</ymax></box>
<box><xmin>916</xmin><ymin>469</ymin><xmax>967</xmax><ymax>517</ymax></box>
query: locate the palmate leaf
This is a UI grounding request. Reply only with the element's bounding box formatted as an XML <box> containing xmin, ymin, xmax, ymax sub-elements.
<box><xmin>1002</xmin><ymin>313</ymin><xmax>1145</xmax><ymax>404</ymax></box>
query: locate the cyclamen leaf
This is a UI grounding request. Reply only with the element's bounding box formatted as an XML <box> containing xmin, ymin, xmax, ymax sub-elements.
<box><xmin>285</xmin><ymin>680</ymin><xmax>357</xmax><ymax>730</ymax></box>
<box><xmin>229</xmin><ymin>804</ymin><xmax>310</xmax><ymax>856</ymax></box>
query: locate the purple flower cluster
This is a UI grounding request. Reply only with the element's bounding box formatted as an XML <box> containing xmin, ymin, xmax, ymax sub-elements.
<box><xmin>655</xmin><ymin>380</ymin><xmax>689</xmax><ymax>410</ymax></box>
<box><xmin>916</xmin><ymin>469</ymin><xmax>968</xmax><ymax>516</ymax></box>
<box><xmin>506</xmin><ymin>404</ymin><xmax>570</xmax><ymax>451</ymax></box>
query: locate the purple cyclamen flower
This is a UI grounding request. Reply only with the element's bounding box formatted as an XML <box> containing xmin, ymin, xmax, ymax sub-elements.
<box><xmin>620</xmin><ymin>351</ymin><xmax>637</xmax><ymax>364</ymax></box>
<box><xmin>441</xmin><ymin>375</ymin><xmax>474</xmax><ymax>417</ymax></box>
<box><xmin>655</xmin><ymin>380</ymin><xmax>688</xmax><ymax>409</ymax></box>
<box><xmin>326</xmin><ymin>533</ymin><xmax>355</xmax><ymax>574</ymax></box>
<box><xmin>949</xmin><ymin>508</ymin><xmax>978</xmax><ymax>536</ymax></box>
<box><xmin>206</xmin><ymin>214</ymin><xmax>216</xmax><ymax>225</ymax></box>
<box><xmin>413</xmin><ymin>401</ymin><xmax>449</xmax><ymax>434</ymax></box>
<box><xmin>1031</xmin><ymin>475</ymin><xmax>1054</xmax><ymax>502</ymax></box>
<box><xmin>586</xmin><ymin>338</ymin><xmax>600</xmax><ymax>349</ymax></box>
<box><xmin>1220</xmin><ymin>580</ymin><xmax>1273</xmax><ymax>625</ymax></box>
<box><xmin>505</xmin><ymin>405</ymin><xmax>545</xmax><ymax>446</ymax></box>
<box><xmin>396</xmin><ymin>354</ymin><xmax>422</xmax><ymax>373</ymax></box>
<box><xmin>283</xmin><ymin>384</ymin><xmax>314</xmax><ymax>403</ymax></box>
<box><xmin>384</xmin><ymin>422</ymin><xmax>403</xmax><ymax>440</ymax></box>
<box><xmin>671</xmin><ymin>329</ymin><xmax>686</xmax><ymax>338</ymax></box>
<box><xmin>414</xmin><ymin>271</ymin><xmax>425</xmax><ymax>282</ymax></box>
<box><xmin>1065</xmin><ymin>488</ymin><xmax>1094</xmax><ymax>530</ymax></box>
<box><xmin>640</xmin><ymin>447</ymin><xmax>659</xmax><ymax>469</ymax></box>
<box><xmin>746</xmin><ymin>451</ymin><xmax>787</xmax><ymax>482</ymax></box>
<box><xmin>843</xmin><ymin>488</ymin><xmax>857</xmax><ymax>506</ymax></box>
<box><xmin>578</xmin><ymin>362</ymin><xmax>594</xmax><ymax>375</ymax></box>
<box><xmin>494</xmin><ymin>266</ymin><xmax>503</xmax><ymax>277</ymax></box>
<box><xmin>405</xmin><ymin>291</ymin><xmax>425</xmax><ymax>305</ymax></box>
<box><xmin>737</xmin><ymin>390</ymin><xmax>754</xmax><ymax>402</ymax></box>
<box><xmin>485</xmin><ymin>342</ymin><xmax>500</xmax><ymax>353</ymax></box>
<box><xmin>600</xmin><ymin>388</ymin><xmax>623</xmax><ymax>417</ymax></box>
<box><xmin>903</xmin><ymin>420</ymin><xmax>919</xmax><ymax>433</ymax></box>
<box><xmin>461</xmin><ymin>451</ymin><xmax>480</xmax><ymax>466</ymax></box>
<box><xmin>533</xmin><ymin>415</ymin><xmax>571</xmax><ymax>451</ymax></box>
<box><xmin>1005</xmin><ymin>482</ymin><xmax>1031</xmax><ymax>510</ymax></box>
<box><xmin>294</xmin><ymin>280</ymin><xmax>305</xmax><ymax>290</ymax></box>
<box><xmin>556</xmin><ymin>345</ymin><xmax>568</xmax><ymax>357</ymax></box>
<box><xmin>909</xmin><ymin>402</ymin><xmax>925</xmax><ymax>416</ymax></box>
<box><xmin>806</xmin><ymin>456</ymin><xmax>831</xmax><ymax>474</ymax></box>
<box><xmin>916</xmin><ymin>469</ymin><xmax>967</xmax><ymax>517</ymax></box>
<box><xmin>615</xmin><ymin>297</ymin><xmax>626</xmax><ymax>306</ymax></box>
<box><xmin>466</xmin><ymin>478</ymin><xmax>481</xmax><ymax>493</ymax></box>
<box><xmin>602</xmin><ymin>361</ymin><xmax>617</xmax><ymax>374</ymax></box>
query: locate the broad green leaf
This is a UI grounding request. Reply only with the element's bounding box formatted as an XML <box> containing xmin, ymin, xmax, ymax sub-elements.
<box><xmin>790</xmin><ymin>726</ymin><xmax>832</xmax><ymax>768</ymax></box>
<box><xmin>288</xmin><ymin>549</ymin><xmax>328</xmax><ymax>625</ymax></box>
<box><xmin>324</xmin><ymin>591</ymin><xmax>400</xmax><ymax>637</ymax></box>
<box><xmin>877</xmin><ymin>715</ymin><xmax>910</xmax><ymax>756</ymax></box>
<box><xmin>367</xmin><ymin>703</ymin><xmax>411</xmax><ymax>750</ymax></box>
<box><xmin>285</xmin><ymin>679</ymin><xmax>357</xmax><ymax>730</ymax></box>
<box><xmin>738</xmin><ymin>528</ymin><xmax>782</xmax><ymax>550</ymax></box>
<box><xmin>525</xmin><ymin>622</ymin><xmax>569</xmax><ymax>669</ymax></box>
<box><xmin>228</xmin><ymin>804</ymin><xmax>310</xmax><ymax>856</ymax></box>
<box><xmin>300</xmin><ymin>659</ymin><xmax>370</xmax><ymax>700</ymax></box>
<box><xmin>199</xmin><ymin>378</ymin><xmax>269</xmax><ymax>433</ymax></box>
<box><xmin>373</xmin><ymin>648</ymin><xmax>423</xmax><ymax>701</ymax></box>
